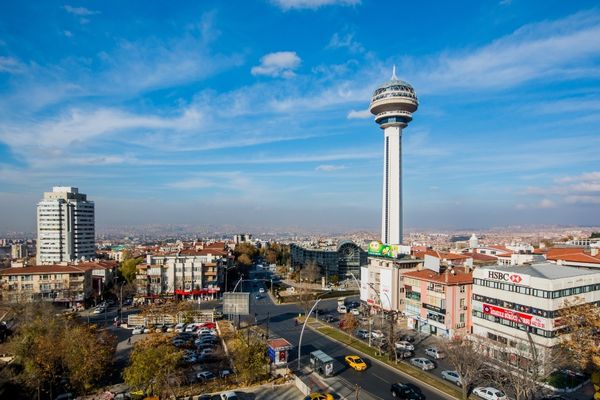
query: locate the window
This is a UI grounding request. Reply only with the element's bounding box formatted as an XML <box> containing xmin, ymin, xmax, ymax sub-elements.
<box><xmin>460</xmin><ymin>285</ymin><xmax>465</xmax><ymax>293</ymax></box>
<box><xmin>460</xmin><ymin>313</ymin><xmax>465</xmax><ymax>323</ymax></box>
<box><xmin>460</xmin><ymin>298</ymin><xmax>465</xmax><ymax>308</ymax></box>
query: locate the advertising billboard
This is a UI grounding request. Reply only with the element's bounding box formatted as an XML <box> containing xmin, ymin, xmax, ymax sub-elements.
<box><xmin>368</xmin><ymin>241</ymin><xmax>410</xmax><ymax>259</ymax></box>
<box><xmin>379</xmin><ymin>268</ymin><xmax>392</xmax><ymax>310</ymax></box>
<box><xmin>223</xmin><ymin>292</ymin><xmax>250</xmax><ymax>316</ymax></box>
<box><xmin>482</xmin><ymin>303</ymin><xmax>546</xmax><ymax>328</ymax></box>
<box><xmin>360</xmin><ymin>266</ymin><xmax>369</xmax><ymax>302</ymax></box>
<box><xmin>486</xmin><ymin>269</ymin><xmax>530</xmax><ymax>286</ymax></box>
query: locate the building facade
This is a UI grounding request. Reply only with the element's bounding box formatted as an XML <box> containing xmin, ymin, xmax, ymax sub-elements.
<box><xmin>472</xmin><ymin>264</ymin><xmax>600</xmax><ymax>370</ymax></box>
<box><xmin>360</xmin><ymin>256</ymin><xmax>422</xmax><ymax>313</ymax></box>
<box><xmin>0</xmin><ymin>265</ymin><xmax>92</xmax><ymax>306</ymax></box>
<box><xmin>37</xmin><ymin>187</ymin><xmax>95</xmax><ymax>264</ymax></box>
<box><xmin>290</xmin><ymin>241</ymin><xmax>367</xmax><ymax>280</ymax></box>
<box><xmin>136</xmin><ymin>249</ymin><xmax>229</xmax><ymax>301</ymax></box>
<box><xmin>403</xmin><ymin>266</ymin><xmax>473</xmax><ymax>338</ymax></box>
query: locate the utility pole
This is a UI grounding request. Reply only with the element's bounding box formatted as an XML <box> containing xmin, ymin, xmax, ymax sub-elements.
<box><xmin>266</xmin><ymin>312</ymin><xmax>270</xmax><ymax>340</ymax></box>
<box><xmin>355</xmin><ymin>384</ymin><xmax>361</xmax><ymax>400</ymax></box>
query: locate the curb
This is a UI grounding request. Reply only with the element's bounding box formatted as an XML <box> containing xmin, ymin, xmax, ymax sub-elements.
<box><xmin>307</xmin><ymin>322</ymin><xmax>459</xmax><ymax>400</ymax></box>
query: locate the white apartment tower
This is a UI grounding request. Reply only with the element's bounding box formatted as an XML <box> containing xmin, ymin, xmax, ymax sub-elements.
<box><xmin>37</xmin><ymin>186</ymin><xmax>95</xmax><ymax>264</ymax></box>
<box><xmin>369</xmin><ymin>67</ymin><xmax>419</xmax><ymax>245</ymax></box>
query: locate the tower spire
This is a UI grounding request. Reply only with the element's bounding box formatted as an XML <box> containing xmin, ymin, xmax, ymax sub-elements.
<box><xmin>391</xmin><ymin>65</ymin><xmax>398</xmax><ymax>80</ymax></box>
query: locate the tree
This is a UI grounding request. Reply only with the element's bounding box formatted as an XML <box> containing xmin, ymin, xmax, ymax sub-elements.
<box><xmin>300</xmin><ymin>261</ymin><xmax>321</xmax><ymax>282</ymax></box>
<box><xmin>120</xmin><ymin>257</ymin><xmax>143</xmax><ymax>284</ymax></box>
<box><xmin>231</xmin><ymin>335</ymin><xmax>269</xmax><ymax>385</ymax></box>
<box><xmin>442</xmin><ymin>335</ymin><xmax>490</xmax><ymax>400</ymax></box>
<box><xmin>237</xmin><ymin>253</ymin><xmax>252</xmax><ymax>267</ymax></box>
<box><xmin>124</xmin><ymin>334</ymin><xmax>184</xmax><ymax>398</ymax></box>
<box><xmin>340</xmin><ymin>313</ymin><xmax>359</xmax><ymax>342</ymax></box>
<box><xmin>559</xmin><ymin>298</ymin><xmax>600</xmax><ymax>372</ymax></box>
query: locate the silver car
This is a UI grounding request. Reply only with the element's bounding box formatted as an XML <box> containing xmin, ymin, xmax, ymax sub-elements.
<box><xmin>410</xmin><ymin>357</ymin><xmax>435</xmax><ymax>370</ymax></box>
<box><xmin>441</xmin><ymin>370</ymin><xmax>462</xmax><ymax>386</ymax></box>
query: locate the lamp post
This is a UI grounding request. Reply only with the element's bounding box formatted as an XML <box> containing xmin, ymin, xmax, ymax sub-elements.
<box><xmin>297</xmin><ymin>291</ymin><xmax>329</xmax><ymax>370</ymax></box>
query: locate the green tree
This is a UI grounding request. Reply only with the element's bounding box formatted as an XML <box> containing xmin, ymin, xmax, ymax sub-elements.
<box><xmin>120</xmin><ymin>257</ymin><xmax>143</xmax><ymax>284</ymax></box>
<box><xmin>124</xmin><ymin>334</ymin><xmax>184</xmax><ymax>398</ymax></box>
<box><xmin>231</xmin><ymin>335</ymin><xmax>268</xmax><ymax>385</ymax></box>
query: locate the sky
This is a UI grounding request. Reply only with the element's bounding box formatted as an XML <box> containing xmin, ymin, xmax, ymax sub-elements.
<box><xmin>0</xmin><ymin>0</ymin><xmax>600</xmax><ymax>233</ymax></box>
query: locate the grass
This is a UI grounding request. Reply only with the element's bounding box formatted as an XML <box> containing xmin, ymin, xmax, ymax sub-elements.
<box><xmin>316</xmin><ymin>326</ymin><xmax>462</xmax><ymax>399</ymax></box>
<box><xmin>545</xmin><ymin>370</ymin><xmax>588</xmax><ymax>389</ymax></box>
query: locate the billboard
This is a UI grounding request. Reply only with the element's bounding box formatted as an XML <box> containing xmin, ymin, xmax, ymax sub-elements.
<box><xmin>482</xmin><ymin>303</ymin><xmax>546</xmax><ymax>328</ymax></box>
<box><xmin>223</xmin><ymin>292</ymin><xmax>250</xmax><ymax>316</ymax></box>
<box><xmin>486</xmin><ymin>269</ymin><xmax>530</xmax><ymax>286</ymax></box>
<box><xmin>368</xmin><ymin>241</ymin><xmax>410</xmax><ymax>259</ymax></box>
<box><xmin>359</xmin><ymin>266</ymin><xmax>369</xmax><ymax>302</ymax></box>
<box><xmin>380</xmin><ymin>268</ymin><xmax>392</xmax><ymax>310</ymax></box>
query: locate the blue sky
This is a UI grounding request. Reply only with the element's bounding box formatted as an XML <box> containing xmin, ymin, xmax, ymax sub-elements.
<box><xmin>1</xmin><ymin>0</ymin><xmax>600</xmax><ymax>233</ymax></box>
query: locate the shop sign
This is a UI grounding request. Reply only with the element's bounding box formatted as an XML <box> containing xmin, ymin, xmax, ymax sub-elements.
<box><xmin>486</xmin><ymin>269</ymin><xmax>530</xmax><ymax>286</ymax></box>
<box><xmin>482</xmin><ymin>303</ymin><xmax>546</xmax><ymax>328</ymax></box>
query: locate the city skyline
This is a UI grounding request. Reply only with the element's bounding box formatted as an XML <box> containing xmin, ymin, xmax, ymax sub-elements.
<box><xmin>1</xmin><ymin>1</ymin><xmax>600</xmax><ymax>232</ymax></box>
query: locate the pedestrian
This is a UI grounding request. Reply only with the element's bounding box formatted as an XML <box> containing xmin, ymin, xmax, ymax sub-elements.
<box><xmin>127</xmin><ymin>337</ymin><xmax>131</xmax><ymax>345</ymax></box>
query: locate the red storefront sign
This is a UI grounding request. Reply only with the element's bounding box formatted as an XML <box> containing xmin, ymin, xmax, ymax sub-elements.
<box><xmin>175</xmin><ymin>288</ymin><xmax>220</xmax><ymax>295</ymax></box>
<box><xmin>482</xmin><ymin>303</ymin><xmax>546</xmax><ymax>328</ymax></box>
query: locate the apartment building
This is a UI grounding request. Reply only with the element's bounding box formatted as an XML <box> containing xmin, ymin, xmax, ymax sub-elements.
<box><xmin>0</xmin><ymin>264</ymin><xmax>92</xmax><ymax>306</ymax></box>
<box><xmin>37</xmin><ymin>187</ymin><xmax>95</xmax><ymax>264</ymax></box>
<box><xmin>136</xmin><ymin>247</ymin><xmax>230</xmax><ymax>301</ymax></box>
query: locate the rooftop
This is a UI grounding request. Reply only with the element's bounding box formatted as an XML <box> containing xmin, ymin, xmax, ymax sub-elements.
<box><xmin>485</xmin><ymin>263</ymin><xmax>600</xmax><ymax>280</ymax></box>
<box><xmin>403</xmin><ymin>266</ymin><xmax>473</xmax><ymax>285</ymax></box>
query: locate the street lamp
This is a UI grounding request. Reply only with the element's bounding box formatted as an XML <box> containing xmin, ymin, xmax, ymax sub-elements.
<box><xmin>297</xmin><ymin>291</ymin><xmax>329</xmax><ymax>370</ymax></box>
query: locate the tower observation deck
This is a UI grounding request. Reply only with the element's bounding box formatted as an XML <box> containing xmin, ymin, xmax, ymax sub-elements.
<box><xmin>369</xmin><ymin>67</ymin><xmax>419</xmax><ymax>245</ymax></box>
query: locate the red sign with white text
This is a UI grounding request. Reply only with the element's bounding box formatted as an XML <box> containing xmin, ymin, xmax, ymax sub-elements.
<box><xmin>482</xmin><ymin>303</ymin><xmax>546</xmax><ymax>328</ymax></box>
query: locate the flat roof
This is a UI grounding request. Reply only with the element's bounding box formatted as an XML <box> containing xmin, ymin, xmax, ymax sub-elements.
<box><xmin>484</xmin><ymin>263</ymin><xmax>600</xmax><ymax>280</ymax></box>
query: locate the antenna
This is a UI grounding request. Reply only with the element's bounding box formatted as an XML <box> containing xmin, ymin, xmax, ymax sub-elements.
<box><xmin>391</xmin><ymin>65</ymin><xmax>398</xmax><ymax>80</ymax></box>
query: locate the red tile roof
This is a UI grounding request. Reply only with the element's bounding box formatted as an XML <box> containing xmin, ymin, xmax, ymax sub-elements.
<box><xmin>462</xmin><ymin>252</ymin><xmax>498</xmax><ymax>262</ymax></box>
<box><xmin>0</xmin><ymin>265</ymin><xmax>88</xmax><ymax>275</ymax></box>
<box><xmin>403</xmin><ymin>266</ymin><xmax>473</xmax><ymax>285</ymax></box>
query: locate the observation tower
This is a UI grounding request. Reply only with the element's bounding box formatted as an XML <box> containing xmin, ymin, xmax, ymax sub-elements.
<box><xmin>369</xmin><ymin>67</ymin><xmax>418</xmax><ymax>245</ymax></box>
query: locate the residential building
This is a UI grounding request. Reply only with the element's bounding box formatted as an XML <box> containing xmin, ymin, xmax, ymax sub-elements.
<box><xmin>233</xmin><ymin>234</ymin><xmax>253</xmax><ymax>244</ymax></box>
<box><xmin>37</xmin><ymin>186</ymin><xmax>95</xmax><ymax>264</ymax></box>
<box><xmin>10</xmin><ymin>243</ymin><xmax>28</xmax><ymax>259</ymax></box>
<box><xmin>135</xmin><ymin>247</ymin><xmax>230</xmax><ymax>301</ymax></box>
<box><xmin>546</xmin><ymin>247</ymin><xmax>600</xmax><ymax>269</ymax></box>
<box><xmin>0</xmin><ymin>264</ymin><xmax>92</xmax><ymax>306</ymax></box>
<box><xmin>290</xmin><ymin>241</ymin><xmax>367</xmax><ymax>280</ymax></box>
<box><xmin>472</xmin><ymin>264</ymin><xmax>600</xmax><ymax>371</ymax></box>
<box><xmin>403</xmin><ymin>265</ymin><xmax>473</xmax><ymax>337</ymax></box>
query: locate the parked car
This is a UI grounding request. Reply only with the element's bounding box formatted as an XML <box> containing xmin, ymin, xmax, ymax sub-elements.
<box><xmin>172</xmin><ymin>339</ymin><xmax>186</xmax><ymax>347</ymax></box>
<box><xmin>258</xmin><ymin>287</ymin><xmax>265</xmax><ymax>293</ymax></box>
<box><xmin>371</xmin><ymin>330</ymin><xmax>384</xmax><ymax>339</ymax></box>
<box><xmin>410</xmin><ymin>358</ymin><xmax>435</xmax><ymax>371</ymax></box>
<box><xmin>337</xmin><ymin>305</ymin><xmax>347</xmax><ymax>314</ymax></box>
<box><xmin>395</xmin><ymin>349</ymin><xmax>414</xmax><ymax>359</ymax></box>
<box><xmin>200</xmin><ymin>348</ymin><xmax>215</xmax><ymax>358</ymax></box>
<box><xmin>92</xmin><ymin>307</ymin><xmax>105</xmax><ymax>314</ymax></box>
<box><xmin>441</xmin><ymin>370</ymin><xmax>462</xmax><ymax>386</ymax></box>
<box><xmin>255</xmin><ymin>294</ymin><xmax>262</xmax><ymax>300</ymax></box>
<box><xmin>175</xmin><ymin>323</ymin><xmax>186</xmax><ymax>332</ymax></box>
<box><xmin>142</xmin><ymin>327</ymin><xmax>151</xmax><ymax>334</ymax></box>
<box><xmin>220</xmin><ymin>369</ymin><xmax>233</xmax><ymax>379</ymax></box>
<box><xmin>132</xmin><ymin>326</ymin><xmax>144</xmax><ymax>335</ymax></box>
<box><xmin>220</xmin><ymin>393</ymin><xmax>239</xmax><ymax>400</ymax></box>
<box><xmin>425</xmin><ymin>347</ymin><xmax>446</xmax><ymax>359</ymax></box>
<box><xmin>185</xmin><ymin>324</ymin><xmax>198</xmax><ymax>333</ymax></box>
<box><xmin>201</xmin><ymin>322</ymin><xmax>217</xmax><ymax>329</ymax></box>
<box><xmin>198</xmin><ymin>328</ymin><xmax>217</xmax><ymax>336</ymax></box>
<box><xmin>183</xmin><ymin>354</ymin><xmax>197</xmax><ymax>364</ymax></box>
<box><xmin>196</xmin><ymin>371</ymin><xmax>216</xmax><ymax>382</ymax></box>
<box><xmin>395</xmin><ymin>341</ymin><xmax>415</xmax><ymax>351</ymax></box>
<box><xmin>390</xmin><ymin>383</ymin><xmax>425</xmax><ymax>400</ymax></box>
<box><xmin>348</xmin><ymin>301</ymin><xmax>360</xmax><ymax>308</ymax></box>
<box><xmin>356</xmin><ymin>328</ymin><xmax>369</xmax><ymax>339</ymax></box>
<box><xmin>324</xmin><ymin>314</ymin><xmax>337</xmax><ymax>323</ymax></box>
<box><xmin>165</xmin><ymin>323</ymin><xmax>175</xmax><ymax>332</ymax></box>
<box><xmin>399</xmin><ymin>334</ymin><xmax>416</xmax><ymax>343</ymax></box>
<box><xmin>472</xmin><ymin>387</ymin><xmax>507</xmax><ymax>400</ymax></box>
<box><xmin>349</xmin><ymin>308</ymin><xmax>360</xmax><ymax>316</ymax></box>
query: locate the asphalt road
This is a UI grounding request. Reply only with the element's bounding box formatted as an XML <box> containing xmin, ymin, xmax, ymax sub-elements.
<box><xmin>246</xmin><ymin>281</ymin><xmax>452</xmax><ymax>400</ymax></box>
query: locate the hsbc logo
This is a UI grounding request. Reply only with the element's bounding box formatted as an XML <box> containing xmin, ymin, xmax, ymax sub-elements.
<box><xmin>487</xmin><ymin>270</ymin><xmax>528</xmax><ymax>286</ymax></box>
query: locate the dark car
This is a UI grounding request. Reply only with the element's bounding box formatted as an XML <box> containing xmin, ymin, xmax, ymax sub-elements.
<box><xmin>399</xmin><ymin>334</ymin><xmax>416</xmax><ymax>343</ymax></box>
<box><xmin>348</xmin><ymin>301</ymin><xmax>360</xmax><ymax>308</ymax></box>
<box><xmin>324</xmin><ymin>314</ymin><xmax>337</xmax><ymax>323</ymax></box>
<box><xmin>391</xmin><ymin>383</ymin><xmax>425</xmax><ymax>400</ymax></box>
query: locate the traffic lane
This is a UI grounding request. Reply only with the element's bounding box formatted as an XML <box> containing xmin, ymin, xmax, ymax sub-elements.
<box><xmin>251</xmin><ymin>302</ymin><xmax>448</xmax><ymax>400</ymax></box>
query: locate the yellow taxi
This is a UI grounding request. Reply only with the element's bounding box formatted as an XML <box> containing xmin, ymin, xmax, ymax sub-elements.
<box><xmin>344</xmin><ymin>355</ymin><xmax>367</xmax><ymax>371</ymax></box>
<box><xmin>303</xmin><ymin>393</ymin><xmax>334</xmax><ymax>400</ymax></box>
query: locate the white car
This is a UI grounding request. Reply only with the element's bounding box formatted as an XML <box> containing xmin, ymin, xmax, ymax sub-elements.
<box><xmin>174</xmin><ymin>323</ymin><xmax>186</xmax><ymax>332</ymax></box>
<box><xmin>441</xmin><ymin>370</ymin><xmax>462</xmax><ymax>386</ymax></box>
<box><xmin>425</xmin><ymin>347</ymin><xmax>446</xmax><ymax>359</ymax></box>
<box><xmin>196</xmin><ymin>371</ymin><xmax>216</xmax><ymax>381</ymax></box>
<box><xmin>349</xmin><ymin>308</ymin><xmax>360</xmax><ymax>316</ymax></box>
<box><xmin>143</xmin><ymin>327</ymin><xmax>151</xmax><ymax>334</ymax></box>
<box><xmin>132</xmin><ymin>326</ymin><xmax>144</xmax><ymax>335</ymax></box>
<box><xmin>371</xmin><ymin>330</ymin><xmax>384</xmax><ymax>339</ymax></box>
<box><xmin>220</xmin><ymin>392</ymin><xmax>239</xmax><ymax>400</ymax></box>
<box><xmin>337</xmin><ymin>305</ymin><xmax>347</xmax><ymax>314</ymax></box>
<box><xmin>185</xmin><ymin>324</ymin><xmax>198</xmax><ymax>333</ymax></box>
<box><xmin>395</xmin><ymin>341</ymin><xmax>414</xmax><ymax>351</ymax></box>
<box><xmin>472</xmin><ymin>387</ymin><xmax>507</xmax><ymax>400</ymax></box>
<box><xmin>220</xmin><ymin>369</ymin><xmax>233</xmax><ymax>378</ymax></box>
<box><xmin>197</xmin><ymin>328</ymin><xmax>217</xmax><ymax>336</ymax></box>
<box><xmin>258</xmin><ymin>287</ymin><xmax>265</xmax><ymax>293</ymax></box>
<box><xmin>92</xmin><ymin>307</ymin><xmax>105</xmax><ymax>314</ymax></box>
<box><xmin>410</xmin><ymin>357</ymin><xmax>435</xmax><ymax>370</ymax></box>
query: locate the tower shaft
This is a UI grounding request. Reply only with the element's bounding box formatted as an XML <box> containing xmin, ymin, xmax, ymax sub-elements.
<box><xmin>381</xmin><ymin>126</ymin><xmax>402</xmax><ymax>245</ymax></box>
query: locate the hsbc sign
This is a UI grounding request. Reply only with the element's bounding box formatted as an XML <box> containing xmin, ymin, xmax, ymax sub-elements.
<box><xmin>487</xmin><ymin>270</ymin><xmax>530</xmax><ymax>286</ymax></box>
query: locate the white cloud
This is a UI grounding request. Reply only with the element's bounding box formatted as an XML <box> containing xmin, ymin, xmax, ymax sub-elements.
<box><xmin>410</xmin><ymin>10</ymin><xmax>600</xmax><ymax>92</ymax></box>
<box><xmin>251</xmin><ymin>51</ymin><xmax>301</xmax><ymax>78</ymax></box>
<box><xmin>328</xmin><ymin>32</ymin><xmax>364</xmax><ymax>53</ymax></box>
<box><xmin>0</xmin><ymin>56</ymin><xmax>25</xmax><ymax>74</ymax></box>
<box><xmin>63</xmin><ymin>5</ymin><xmax>100</xmax><ymax>16</ymax></box>
<box><xmin>539</xmin><ymin>199</ymin><xmax>557</xmax><ymax>208</ymax></box>
<box><xmin>271</xmin><ymin>0</ymin><xmax>359</xmax><ymax>10</ymax></box>
<box><xmin>565</xmin><ymin>195</ymin><xmax>600</xmax><ymax>205</ymax></box>
<box><xmin>316</xmin><ymin>164</ymin><xmax>345</xmax><ymax>172</ymax></box>
<box><xmin>347</xmin><ymin>109</ymin><xmax>371</xmax><ymax>119</ymax></box>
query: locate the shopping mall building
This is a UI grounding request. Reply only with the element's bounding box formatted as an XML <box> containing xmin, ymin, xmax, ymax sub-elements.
<box><xmin>472</xmin><ymin>263</ymin><xmax>600</xmax><ymax>370</ymax></box>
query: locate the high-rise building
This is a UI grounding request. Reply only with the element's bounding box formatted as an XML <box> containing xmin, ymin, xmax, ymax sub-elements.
<box><xmin>369</xmin><ymin>67</ymin><xmax>418</xmax><ymax>245</ymax></box>
<box><xmin>37</xmin><ymin>186</ymin><xmax>95</xmax><ymax>264</ymax></box>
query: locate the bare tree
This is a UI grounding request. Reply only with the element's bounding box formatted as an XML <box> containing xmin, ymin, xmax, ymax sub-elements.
<box><xmin>300</xmin><ymin>261</ymin><xmax>321</xmax><ymax>283</ymax></box>
<box><xmin>442</xmin><ymin>335</ymin><xmax>490</xmax><ymax>399</ymax></box>
<box><xmin>340</xmin><ymin>313</ymin><xmax>359</xmax><ymax>342</ymax></box>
